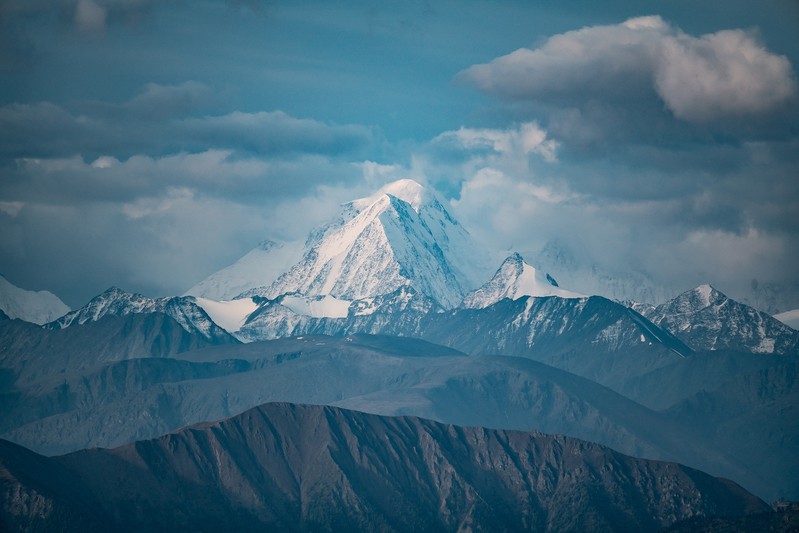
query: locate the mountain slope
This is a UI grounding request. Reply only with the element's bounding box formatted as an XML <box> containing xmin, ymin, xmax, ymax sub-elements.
<box><xmin>664</xmin><ymin>361</ymin><xmax>799</xmax><ymax>501</ymax></box>
<box><xmin>184</xmin><ymin>239</ymin><xmax>303</xmax><ymax>300</ymax></box>
<box><xmin>462</xmin><ymin>252</ymin><xmax>582</xmax><ymax>308</ymax></box>
<box><xmin>5</xmin><ymin>331</ymin><xmax>773</xmax><ymax>500</ymax></box>
<box><xmin>0</xmin><ymin>275</ymin><xmax>69</xmax><ymax>325</ymax></box>
<box><xmin>232</xmin><ymin>291</ymin><xmax>695</xmax><ymax>402</ymax></box>
<box><xmin>48</xmin><ymin>287</ymin><xmax>238</xmax><ymax>344</ymax></box>
<box><xmin>240</xmin><ymin>180</ymin><xmax>491</xmax><ymax>309</ymax></box>
<box><xmin>0</xmin><ymin>313</ymin><xmax>237</xmax><ymax>393</ymax></box>
<box><xmin>1</xmin><ymin>403</ymin><xmax>770</xmax><ymax>532</ymax></box>
<box><xmin>641</xmin><ymin>284</ymin><xmax>799</xmax><ymax>355</ymax></box>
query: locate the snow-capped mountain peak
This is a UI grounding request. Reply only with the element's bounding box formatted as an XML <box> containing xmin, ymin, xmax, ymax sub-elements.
<box><xmin>352</xmin><ymin>178</ymin><xmax>431</xmax><ymax>212</ymax></box>
<box><xmin>0</xmin><ymin>274</ymin><xmax>70</xmax><ymax>324</ymax></box>
<box><xmin>239</xmin><ymin>179</ymin><xmax>493</xmax><ymax>309</ymax></box>
<box><xmin>462</xmin><ymin>253</ymin><xmax>584</xmax><ymax>309</ymax></box>
<box><xmin>49</xmin><ymin>287</ymin><xmax>236</xmax><ymax>343</ymax></box>
<box><xmin>639</xmin><ymin>284</ymin><xmax>799</xmax><ymax>354</ymax></box>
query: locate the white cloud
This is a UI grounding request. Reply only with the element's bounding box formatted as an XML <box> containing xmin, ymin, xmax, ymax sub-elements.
<box><xmin>460</xmin><ymin>15</ymin><xmax>797</xmax><ymax>124</ymax></box>
<box><xmin>91</xmin><ymin>155</ymin><xmax>119</xmax><ymax>168</ymax></box>
<box><xmin>436</xmin><ymin>122</ymin><xmax>558</xmax><ymax>162</ymax></box>
<box><xmin>0</xmin><ymin>201</ymin><xmax>24</xmax><ymax>217</ymax></box>
<box><xmin>655</xmin><ymin>29</ymin><xmax>797</xmax><ymax>122</ymax></box>
<box><xmin>74</xmin><ymin>0</ymin><xmax>107</xmax><ymax>33</ymax></box>
<box><xmin>122</xmin><ymin>187</ymin><xmax>194</xmax><ymax>220</ymax></box>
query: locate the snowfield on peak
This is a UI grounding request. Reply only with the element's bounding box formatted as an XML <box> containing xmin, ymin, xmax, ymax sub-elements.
<box><xmin>462</xmin><ymin>253</ymin><xmax>584</xmax><ymax>308</ymax></box>
<box><xmin>0</xmin><ymin>275</ymin><xmax>70</xmax><ymax>324</ymax></box>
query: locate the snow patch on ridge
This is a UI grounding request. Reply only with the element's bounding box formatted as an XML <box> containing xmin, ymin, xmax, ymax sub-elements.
<box><xmin>194</xmin><ymin>297</ymin><xmax>258</xmax><ymax>332</ymax></box>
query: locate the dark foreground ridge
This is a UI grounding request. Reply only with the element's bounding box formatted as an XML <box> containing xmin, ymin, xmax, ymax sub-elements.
<box><xmin>1</xmin><ymin>403</ymin><xmax>769</xmax><ymax>532</ymax></box>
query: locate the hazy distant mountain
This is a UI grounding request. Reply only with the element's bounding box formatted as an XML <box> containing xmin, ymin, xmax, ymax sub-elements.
<box><xmin>640</xmin><ymin>284</ymin><xmax>799</xmax><ymax>355</ymax></box>
<box><xmin>0</xmin><ymin>403</ymin><xmax>770</xmax><ymax>532</ymax></box>
<box><xmin>0</xmin><ymin>312</ymin><xmax>237</xmax><ymax>393</ymax></box>
<box><xmin>0</xmin><ymin>334</ymin><xmax>691</xmax><ymax>459</ymax></box>
<box><xmin>214</xmin><ymin>288</ymin><xmax>706</xmax><ymax>408</ymax></box>
<box><xmin>532</xmin><ymin>240</ymin><xmax>680</xmax><ymax>305</ymax></box>
<box><xmin>0</xmin><ymin>274</ymin><xmax>69</xmax><ymax>325</ymax></box>
<box><xmin>2</xmin><ymin>332</ymin><xmax>769</xmax><ymax>497</ymax></box>
<box><xmin>48</xmin><ymin>287</ymin><xmax>238</xmax><ymax>345</ymax></box>
<box><xmin>664</xmin><ymin>360</ymin><xmax>799</xmax><ymax>502</ymax></box>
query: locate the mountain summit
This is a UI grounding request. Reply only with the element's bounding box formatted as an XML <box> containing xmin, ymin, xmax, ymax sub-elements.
<box><xmin>463</xmin><ymin>252</ymin><xmax>583</xmax><ymax>308</ymax></box>
<box><xmin>239</xmin><ymin>179</ymin><xmax>492</xmax><ymax>308</ymax></box>
<box><xmin>640</xmin><ymin>284</ymin><xmax>799</xmax><ymax>354</ymax></box>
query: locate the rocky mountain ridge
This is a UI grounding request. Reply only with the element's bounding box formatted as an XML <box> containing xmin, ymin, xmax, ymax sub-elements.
<box><xmin>0</xmin><ymin>403</ymin><xmax>770</xmax><ymax>532</ymax></box>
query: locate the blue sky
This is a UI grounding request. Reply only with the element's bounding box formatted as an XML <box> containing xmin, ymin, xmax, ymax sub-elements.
<box><xmin>1</xmin><ymin>0</ymin><xmax>797</xmax><ymax>309</ymax></box>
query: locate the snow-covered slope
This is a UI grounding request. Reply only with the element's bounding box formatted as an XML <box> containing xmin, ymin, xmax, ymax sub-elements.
<box><xmin>49</xmin><ymin>287</ymin><xmax>237</xmax><ymax>344</ymax></box>
<box><xmin>775</xmin><ymin>309</ymin><xmax>799</xmax><ymax>330</ymax></box>
<box><xmin>184</xmin><ymin>239</ymin><xmax>303</xmax><ymax>301</ymax></box>
<box><xmin>641</xmin><ymin>284</ymin><xmax>799</xmax><ymax>355</ymax></box>
<box><xmin>0</xmin><ymin>275</ymin><xmax>70</xmax><ymax>325</ymax></box>
<box><xmin>241</xmin><ymin>179</ymin><xmax>492</xmax><ymax>309</ymax></box>
<box><xmin>462</xmin><ymin>252</ymin><xmax>583</xmax><ymax>308</ymax></box>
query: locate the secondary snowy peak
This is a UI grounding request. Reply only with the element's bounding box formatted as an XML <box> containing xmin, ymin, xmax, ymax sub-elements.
<box><xmin>49</xmin><ymin>287</ymin><xmax>236</xmax><ymax>344</ymax></box>
<box><xmin>0</xmin><ymin>275</ymin><xmax>70</xmax><ymax>325</ymax></box>
<box><xmin>351</xmin><ymin>178</ymin><xmax>430</xmax><ymax>211</ymax></box>
<box><xmin>641</xmin><ymin>284</ymin><xmax>799</xmax><ymax>355</ymax></box>
<box><xmin>242</xmin><ymin>179</ymin><xmax>492</xmax><ymax>309</ymax></box>
<box><xmin>462</xmin><ymin>253</ymin><xmax>583</xmax><ymax>309</ymax></box>
<box><xmin>184</xmin><ymin>239</ymin><xmax>303</xmax><ymax>301</ymax></box>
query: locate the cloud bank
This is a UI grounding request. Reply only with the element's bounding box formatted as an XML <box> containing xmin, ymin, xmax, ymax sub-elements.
<box><xmin>460</xmin><ymin>15</ymin><xmax>797</xmax><ymax>125</ymax></box>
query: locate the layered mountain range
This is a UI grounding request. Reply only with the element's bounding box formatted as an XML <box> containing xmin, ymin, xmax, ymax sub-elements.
<box><xmin>0</xmin><ymin>403</ymin><xmax>770</xmax><ymax>532</ymax></box>
<box><xmin>1</xmin><ymin>179</ymin><xmax>797</xmax><ymax>530</ymax></box>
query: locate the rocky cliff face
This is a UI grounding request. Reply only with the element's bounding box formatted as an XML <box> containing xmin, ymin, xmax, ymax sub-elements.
<box><xmin>1</xmin><ymin>403</ymin><xmax>770</xmax><ymax>532</ymax></box>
